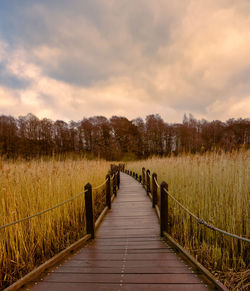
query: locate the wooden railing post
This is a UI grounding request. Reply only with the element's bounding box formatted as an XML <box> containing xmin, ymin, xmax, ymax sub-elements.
<box><xmin>113</xmin><ymin>172</ymin><xmax>117</xmax><ymax>196</ymax></box>
<box><xmin>85</xmin><ymin>183</ymin><xmax>95</xmax><ymax>239</ymax></box>
<box><xmin>110</xmin><ymin>164</ymin><xmax>114</xmax><ymax>175</ymax></box>
<box><xmin>152</xmin><ymin>173</ymin><xmax>157</xmax><ymax>208</ymax></box>
<box><xmin>139</xmin><ymin>175</ymin><xmax>142</xmax><ymax>183</ymax></box>
<box><xmin>136</xmin><ymin>173</ymin><xmax>138</xmax><ymax>180</ymax></box>
<box><xmin>119</xmin><ymin>163</ymin><xmax>125</xmax><ymax>172</ymax></box>
<box><xmin>117</xmin><ymin>170</ymin><xmax>120</xmax><ymax>189</ymax></box>
<box><xmin>106</xmin><ymin>174</ymin><xmax>111</xmax><ymax>209</ymax></box>
<box><xmin>160</xmin><ymin>181</ymin><xmax>168</xmax><ymax>236</ymax></box>
<box><xmin>142</xmin><ymin>167</ymin><xmax>145</xmax><ymax>186</ymax></box>
<box><xmin>146</xmin><ymin>169</ymin><xmax>150</xmax><ymax>195</ymax></box>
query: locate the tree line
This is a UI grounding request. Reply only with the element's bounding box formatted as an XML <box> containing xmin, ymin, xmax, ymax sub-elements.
<box><xmin>0</xmin><ymin>113</ymin><xmax>249</xmax><ymax>160</ymax></box>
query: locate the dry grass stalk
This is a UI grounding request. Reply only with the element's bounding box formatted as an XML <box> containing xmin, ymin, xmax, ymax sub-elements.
<box><xmin>0</xmin><ymin>158</ymin><xmax>110</xmax><ymax>289</ymax></box>
<box><xmin>127</xmin><ymin>150</ymin><xmax>250</xmax><ymax>290</ymax></box>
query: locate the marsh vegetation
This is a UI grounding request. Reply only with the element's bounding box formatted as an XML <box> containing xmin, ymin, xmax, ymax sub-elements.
<box><xmin>127</xmin><ymin>150</ymin><xmax>249</xmax><ymax>290</ymax></box>
<box><xmin>0</xmin><ymin>158</ymin><xmax>110</xmax><ymax>289</ymax></box>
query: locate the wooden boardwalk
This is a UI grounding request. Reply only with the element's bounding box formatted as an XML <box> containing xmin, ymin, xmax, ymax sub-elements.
<box><xmin>28</xmin><ymin>173</ymin><xmax>214</xmax><ymax>291</ymax></box>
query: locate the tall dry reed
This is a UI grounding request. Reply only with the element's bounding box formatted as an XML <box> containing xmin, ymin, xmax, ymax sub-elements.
<box><xmin>0</xmin><ymin>158</ymin><xmax>110</xmax><ymax>289</ymax></box>
<box><xmin>127</xmin><ymin>150</ymin><xmax>249</xmax><ymax>290</ymax></box>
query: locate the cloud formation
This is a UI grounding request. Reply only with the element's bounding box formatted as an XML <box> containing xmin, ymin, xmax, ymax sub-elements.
<box><xmin>0</xmin><ymin>0</ymin><xmax>249</xmax><ymax>122</ymax></box>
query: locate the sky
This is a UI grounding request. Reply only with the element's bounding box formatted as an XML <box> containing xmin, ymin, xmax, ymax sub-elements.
<box><xmin>0</xmin><ymin>0</ymin><xmax>250</xmax><ymax>123</ymax></box>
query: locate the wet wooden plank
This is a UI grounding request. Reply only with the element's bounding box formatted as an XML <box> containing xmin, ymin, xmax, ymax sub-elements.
<box><xmin>51</xmin><ymin>266</ymin><xmax>196</xmax><ymax>274</ymax></box>
<box><xmin>29</xmin><ymin>173</ymin><xmax>211</xmax><ymax>291</ymax></box>
<box><xmin>31</xmin><ymin>273</ymin><xmax>202</xmax><ymax>284</ymax></box>
<box><xmin>61</xmin><ymin>259</ymin><xmax>191</xmax><ymax>268</ymax></box>
<box><xmin>75</xmin><ymin>249</ymin><xmax>174</xmax><ymax>254</ymax></box>
<box><xmin>30</xmin><ymin>282</ymin><xmax>120</xmax><ymax>291</ymax></box>
<box><xmin>31</xmin><ymin>282</ymin><xmax>212</xmax><ymax>291</ymax></box>
<box><xmin>122</xmin><ymin>284</ymin><xmax>213</xmax><ymax>291</ymax></box>
<box><xmin>71</xmin><ymin>253</ymin><xmax>181</xmax><ymax>260</ymax></box>
<box><xmin>85</xmin><ymin>241</ymin><xmax>170</xmax><ymax>247</ymax></box>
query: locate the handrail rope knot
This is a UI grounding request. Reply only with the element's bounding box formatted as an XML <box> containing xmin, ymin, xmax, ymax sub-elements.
<box><xmin>198</xmin><ymin>218</ymin><xmax>205</xmax><ymax>225</ymax></box>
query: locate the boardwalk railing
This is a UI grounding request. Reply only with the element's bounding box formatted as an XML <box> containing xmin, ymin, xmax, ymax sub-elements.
<box><xmin>0</xmin><ymin>165</ymin><xmax>122</xmax><ymax>234</ymax></box>
<box><xmin>123</xmin><ymin>168</ymin><xmax>249</xmax><ymax>287</ymax></box>
<box><xmin>1</xmin><ymin>163</ymin><xmax>125</xmax><ymax>290</ymax></box>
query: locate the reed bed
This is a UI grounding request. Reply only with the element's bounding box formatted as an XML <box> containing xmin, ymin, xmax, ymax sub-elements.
<box><xmin>127</xmin><ymin>150</ymin><xmax>250</xmax><ymax>290</ymax></box>
<box><xmin>0</xmin><ymin>158</ymin><xmax>110</xmax><ymax>289</ymax></box>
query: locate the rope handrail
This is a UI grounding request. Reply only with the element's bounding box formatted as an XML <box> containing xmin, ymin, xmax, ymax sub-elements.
<box><xmin>93</xmin><ymin>177</ymin><xmax>109</xmax><ymax>190</ymax></box>
<box><xmin>163</xmin><ymin>188</ymin><xmax>250</xmax><ymax>243</ymax></box>
<box><xmin>153</xmin><ymin>176</ymin><xmax>160</xmax><ymax>189</ymax></box>
<box><xmin>0</xmin><ymin>189</ymin><xmax>87</xmax><ymax>230</ymax></box>
<box><xmin>0</xmin><ymin>175</ymin><xmax>112</xmax><ymax>231</ymax></box>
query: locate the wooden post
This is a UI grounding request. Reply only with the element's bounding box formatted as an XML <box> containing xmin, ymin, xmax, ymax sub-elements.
<box><xmin>139</xmin><ymin>175</ymin><xmax>142</xmax><ymax>183</ymax></box>
<box><xmin>142</xmin><ymin>167</ymin><xmax>145</xmax><ymax>186</ymax></box>
<box><xmin>106</xmin><ymin>174</ymin><xmax>111</xmax><ymax>209</ymax></box>
<box><xmin>130</xmin><ymin>171</ymin><xmax>132</xmax><ymax>176</ymax></box>
<box><xmin>110</xmin><ymin>164</ymin><xmax>114</xmax><ymax>175</ymax></box>
<box><xmin>152</xmin><ymin>173</ymin><xmax>157</xmax><ymax>208</ymax></box>
<box><xmin>136</xmin><ymin>173</ymin><xmax>138</xmax><ymax>180</ymax></box>
<box><xmin>117</xmin><ymin>170</ymin><xmax>120</xmax><ymax>189</ymax></box>
<box><xmin>146</xmin><ymin>169</ymin><xmax>150</xmax><ymax>195</ymax></box>
<box><xmin>85</xmin><ymin>183</ymin><xmax>95</xmax><ymax>239</ymax></box>
<box><xmin>119</xmin><ymin>163</ymin><xmax>124</xmax><ymax>172</ymax></box>
<box><xmin>160</xmin><ymin>181</ymin><xmax>168</xmax><ymax>236</ymax></box>
<box><xmin>113</xmin><ymin>172</ymin><xmax>117</xmax><ymax>196</ymax></box>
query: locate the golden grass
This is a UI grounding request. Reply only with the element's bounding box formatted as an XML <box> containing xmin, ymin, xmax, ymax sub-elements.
<box><xmin>0</xmin><ymin>158</ymin><xmax>110</xmax><ymax>289</ymax></box>
<box><xmin>127</xmin><ymin>150</ymin><xmax>249</xmax><ymax>290</ymax></box>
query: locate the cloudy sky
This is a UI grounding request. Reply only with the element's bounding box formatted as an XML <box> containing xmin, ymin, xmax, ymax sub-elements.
<box><xmin>0</xmin><ymin>0</ymin><xmax>250</xmax><ymax>123</ymax></box>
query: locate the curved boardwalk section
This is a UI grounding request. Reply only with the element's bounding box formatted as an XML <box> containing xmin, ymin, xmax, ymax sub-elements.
<box><xmin>29</xmin><ymin>173</ymin><xmax>213</xmax><ymax>291</ymax></box>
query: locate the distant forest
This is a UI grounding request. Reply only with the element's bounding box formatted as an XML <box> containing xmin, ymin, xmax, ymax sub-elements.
<box><xmin>0</xmin><ymin>113</ymin><xmax>249</xmax><ymax>160</ymax></box>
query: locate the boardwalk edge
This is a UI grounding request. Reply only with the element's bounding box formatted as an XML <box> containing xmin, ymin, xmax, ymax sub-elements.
<box><xmin>95</xmin><ymin>194</ymin><xmax>115</xmax><ymax>230</ymax></box>
<box><xmin>153</xmin><ymin>193</ymin><xmax>228</xmax><ymax>290</ymax></box>
<box><xmin>163</xmin><ymin>231</ymin><xmax>229</xmax><ymax>291</ymax></box>
<box><xmin>5</xmin><ymin>192</ymin><xmax>116</xmax><ymax>290</ymax></box>
<box><xmin>4</xmin><ymin>234</ymin><xmax>91</xmax><ymax>291</ymax></box>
